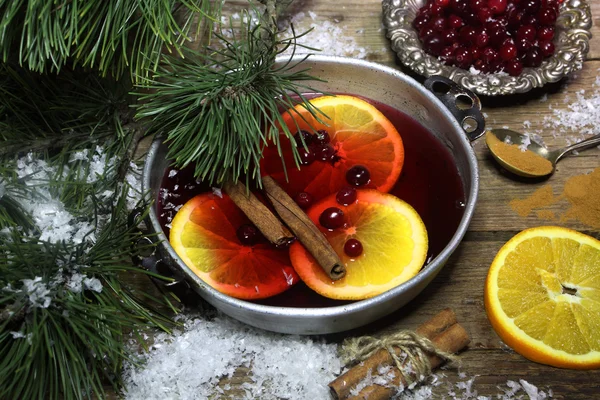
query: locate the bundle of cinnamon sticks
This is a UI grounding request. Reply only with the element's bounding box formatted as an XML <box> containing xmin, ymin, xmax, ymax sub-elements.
<box><xmin>329</xmin><ymin>308</ymin><xmax>470</xmax><ymax>400</ymax></box>
<box><xmin>223</xmin><ymin>177</ymin><xmax>345</xmax><ymax>280</ymax></box>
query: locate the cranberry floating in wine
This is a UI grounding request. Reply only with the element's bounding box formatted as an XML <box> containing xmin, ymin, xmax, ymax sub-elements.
<box><xmin>319</xmin><ymin>207</ymin><xmax>345</xmax><ymax>230</ymax></box>
<box><xmin>346</xmin><ymin>165</ymin><xmax>371</xmax><ymax>187</ymax></box>
<box><xmin>344</xmin><ymin>238</ymin><xmax>364</xmax><ymax>258</ymax></box>
<box><xmin>336</xmin><ymin>186</ymin><xmax>358</xmax><ymax>206</ymax></box>
<box><xmin>295</xmin><ymin>191</ymin><xmax>314</xmax><ymax>209</ymax></box>
<box><xmin>236</xmin><ymin>224</ymin><xmax>261</xmax><ymax>246</ymax></box>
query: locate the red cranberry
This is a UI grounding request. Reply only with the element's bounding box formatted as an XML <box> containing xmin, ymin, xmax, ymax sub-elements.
<box><xmin>295</xmin><ymin>192</ymin><xmax>314</xmax><ymax>209</ymax></box>
<box><xmin>488</xmin><ymin>27</ymin><xmax>508</xmax><ymax>47</ymax></box>
<box><xmin>469</xmin><ymin>0</ymin><xmax>485</xmax><ymax>10</ymax></box>
<box><xmin>524</xmin><ymin>47</ymin><xmax>543</xmax><ymax>67</ymax></box>
<box><xmin>448</xmin><ymin>14</ymin><xmax>464</xmax><ymax>29</ymax></box>
<box><xmin>482</xmin><ymin>47</ymin><xmax>501</xmax><ymax>71</ymax></box>
<box><xmin>504</xmin><ymin>59</ymin><xmax>524</xmax><ymax>76</ymax></box>
<box><xmin>508</xmin><ymin>9</ymin><xmax>525</xmax><ymax>28</ymax></box>
<box><xmin>475</xmin><ymin>29</ymin><xmax>490</xmax><ymax>47</ymax></box>
<box><xmin>443</xmin><ymin>29</ymin><xmax>458</xmax><ymax>44</ymax></box>
<box><xmin>459</xmin><ymin>26</ymin><xmax>477</xmax><ymax>44</ymax></box>
<box><xmin>315</xmin><ymin>144</ymin><xmax>336</xmax><ymax>162</ymax></box>
<box><xmin>539</xmin><ymin>40</ymin><xmax>555</xmax><ymax>57</ymax></box>
<box><xmin>470</xmin><ymin>46</ymin><xmax>482</xmax><ymax>61</ymax></box>
<box><xmin>516</xmin><ymin>38</ymin><xmax>533</xmax><ymax>55</ymax></box>
<box><xmin>346</xmin><ymin>165</ymin><xmax>371</xmax><ymax>187</ymax></box>
<box><xmin>336</xmin><ymin>186</ymin><xmax>358</xmax><ymax>206</ymax></box>
<box><xmin>464</xmin><ymin>11</ymin><xmax>479</xmax><ymax>24</ymax></box>
<box><xmin>522</xmin><ymin>0</ymin><xmax>541</xmax><ymax>14</ymax></box>
<box><xmin>499</xmin><ymin>41</ymin><xmax>518</xmax><ymax>60</ymax></box>
<box><xmin>314</xmin><ymin>130</ymin><xmax>331</xmax><ymax>145</ymax></box>
<box><xmin>478</xmin><ymin>7</ymin><xmax>493</xmax><ymax>22</ymax></box>
<box><xmin>423</xmin><ymin>34</ymin><xmax>445</xmax><ymax>56</ymax></box>
<box><xmin>517</xmin><ymin>25</ymin><xmax>537</xmax><ymax>42</ymax></box>
<box><xmin>473</xmin><ymin>59</ymin><xmax>490</xmax><ymax>73</ymax></box>
<box><xmin>543</xmin><ymin>0</ymin><xmax>560</xmax><ymax>10</ymax></box>
<box><xmin>413</xmin><ymin>14</ymin><xmax>431</xmax><ymax>31</ymax></box>
<box><xmin>295</xmin><ymin>130</ymin><xmax>313</xmax><ymax>147</ymax></box>
<box><xmin>435</xmin><ymin>0</ymin><xmax>451</xmax><ymax>7</ymax></box>
<box><xmin>488</xmin><ymin>0</ymin><xmax>507</xmax><ymax>14</ymax></box>
<box><xmin>344</xmin><ymin>238</ymin><xmax>364</xmax><ymax>258</ymax></box>
<box><xmin>454</xmin><ymin>46</ymin><xmax>473</xmax><ymax>69</ymax></box>
<box><xmin>431</xmin><ymin>16</ymin><xmax>447</xmax><ymax>31</ymax></box>
<box><xmin>538</xmin><ymin>7</ymin><xmax>557</xmax><ymax>25</ymax></box>
<box><xmin>451</xmin><ymin>0</ymin><xmax>469</xmax><ymax>14</ymax></box>
<box><xmin>298</xmin><ymin>148</ymin><xmax>315</xmax><ymax>165</ymax></box>
<box><xmin>237</xmin><ymin>224</ymin><xmax>261</xmax><ymax>246</ymax></box>
<box><xmin>430</xmin><ymin>4</ymin><xmax>445</xmax><ymax>15</ymax></box>
<box><xmin>440</xmin><ymin>46</ymin><xmax>456</xmax><ymax>64</ymax></box>
<box><xmin>537</xmin><ymin>26</ymin><xmax>555</xmax><ymax>41</ymax></box>
<box><xmin>319</xmin><ymin>207</ymin><xmax>345</xmax><ymax>230</ymax></box>
<box><xmin>419</xmin><ymin>25</ymin><xmax>437</xmax><ymax>40</ymax></box>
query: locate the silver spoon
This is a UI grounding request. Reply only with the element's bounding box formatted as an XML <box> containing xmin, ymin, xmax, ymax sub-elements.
<box><xmin>486</xmin><ymin>128</ymin><xmax>600</xmax><ymax>178</ymax></box>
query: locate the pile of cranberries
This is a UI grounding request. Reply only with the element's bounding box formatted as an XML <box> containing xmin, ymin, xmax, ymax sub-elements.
<box><xmin>413</xmin><ymin>0</ymin><xmax>562</xmax><ymax>75</ymax></box>
<box><xmin>294</xmin><ymin>129</ymin><xmax>338</xmax><ymax>165</ymax></box>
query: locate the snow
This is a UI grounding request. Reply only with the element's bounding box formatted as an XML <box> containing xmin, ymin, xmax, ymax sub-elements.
<box><xmin>21</xmin><ymin>277</ymin><xmax>52</xmax><ymax>309</ymax></box>
<box><xmin>67</xmin><ymin>273</ymin><xmax>103</xmax><ymax>293</ymax></box>
<box><xmin>0</xmin><ymin>179</ymin><xmax>5</xmax><ymax>200</ymax></box>
<box><xmin>122</xmin><ymin>315</ymin><xmax>342</xmax><ymax>400</ymax></box>
<box><xmin>279</xmin><ymin>12</ymin><xmax>369</xmax><ymax>59</ymax></box>
<box><xmin>543</xmin><ymin>78</ymin><xmax>600</xmax><ymax>147</ymax></box>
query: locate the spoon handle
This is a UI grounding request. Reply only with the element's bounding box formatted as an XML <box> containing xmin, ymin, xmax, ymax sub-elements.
<box><xmin>555</xmin><ymin>133</ymin><xmax>600</xmax><ymax>163</ymax></box>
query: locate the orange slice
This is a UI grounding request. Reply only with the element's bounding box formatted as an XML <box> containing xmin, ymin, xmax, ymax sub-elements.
<box><xmin>289</xmin><ymin>189</ymin><xmax>428</xmax><ymax>300</ymax></box>
<box><xmin>169</xmin><ymin>193</ymin><xmax>299</xmax><ymax>300</ymax></box>
<box><xmin>485</xmin><ymin>226</ymin><xmax>600</xmax><ymax>369</ymax></box>
<box><xmin>261</xmin><ymin>95</ymin><xmax>404</xmax><ymax>201</ymax></box>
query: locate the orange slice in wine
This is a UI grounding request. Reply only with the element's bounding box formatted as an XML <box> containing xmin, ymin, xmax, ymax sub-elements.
<box><xmin>261</xmin><ymin>95</ymin><xmax>404</xmax><ymax>201</ymax></box>
<box><xmin>169</xmin><ymin>193</ymin><xmax>299</xmax><ymax>300</ymax></box>
<box><xmin>289</xmin><ymin>189</ymin><xmax>428</xmax><ymax>300</ymax></box>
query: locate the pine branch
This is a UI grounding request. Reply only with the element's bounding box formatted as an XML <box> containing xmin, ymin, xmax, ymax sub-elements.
<box><xmin>0</xmin><ymin>0</ymin><xmax>219</xmax><ymax>82</ymax></box>
<box><xmin>0</xmin><ymin>182</ymin><xmax>175</xmax><ymax>400</ymax></box>
<box><xmin>0</xmin><ymin>65</ymin><xmax>133</xmax><ymax>157</ymax></box>
<box><xmin>135</xmin><ymin>15</ymin><xmax>326</xmax><ymax>187</ymax></box>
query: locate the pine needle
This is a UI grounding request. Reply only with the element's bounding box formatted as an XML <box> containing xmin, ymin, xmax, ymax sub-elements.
<box><xmin>0</xmin><ymin>0</ymin><xmax>219</xmax><ymax>82</ymax></box>
<box><xmin>135</xmin><ymin>14</ymin><xmax>327</xmax><ymax>187</ymax></box>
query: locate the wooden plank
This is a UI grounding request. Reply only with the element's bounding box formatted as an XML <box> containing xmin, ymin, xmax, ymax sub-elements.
<box><xmin>469</xmin><ymin>60</ymin><xmax>600</xmax><ymax>233</ymax></box>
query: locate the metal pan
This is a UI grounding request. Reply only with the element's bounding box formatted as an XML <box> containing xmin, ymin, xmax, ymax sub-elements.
<box><xmin>141</xmin><ymin>55</ymin><xmax>483</xmax><ymax>334</ymax></box>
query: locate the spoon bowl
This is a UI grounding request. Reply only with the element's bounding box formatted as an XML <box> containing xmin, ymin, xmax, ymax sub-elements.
<box><xmin>486</xmin><ymin>129</ymin><xmax>600</xmax><ymax>178</ymax></box>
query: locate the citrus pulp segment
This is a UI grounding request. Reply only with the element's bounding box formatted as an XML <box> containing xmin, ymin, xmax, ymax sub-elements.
<box><xmin>485</xmin><ymin>226</ymin><xmax>600</xmax><ymax>369</ymax></box>
<box><xmin>169</xmin><ymin>193</ymin><xmax>299</xmax><ymax>300</ymax></box>
<box><xmin>261</xmin><ymin>95</ymin><xmax>404</xmax><ymax>201</ymax></box>
<box><xmin>289</xmin><ymin>190</ymin><xmax>428</xmax><ymax>300</ymax></box>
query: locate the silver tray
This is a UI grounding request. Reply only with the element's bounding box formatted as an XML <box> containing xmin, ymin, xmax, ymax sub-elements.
<box><xmin>383</xmin><ymin>0</ymin><xmax>592</xmax><ymax>96</ymax></box>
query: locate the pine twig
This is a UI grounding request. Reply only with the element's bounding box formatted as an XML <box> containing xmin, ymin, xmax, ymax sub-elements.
<box><xmin>117</xmin><ymin>125</ymin><xmax>145</xmax><ymax>181</ymax></box>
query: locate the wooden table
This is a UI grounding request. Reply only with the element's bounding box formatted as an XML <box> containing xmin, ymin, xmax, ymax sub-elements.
<box><xmin>136</xmin><ymin>1</ymin><xmax>600</xmax><ymax>398</ymax></box>
<box><xmin>287</xmin><ymin>0</ymin><xmax>600</xmax><ymax>398</ymax></box>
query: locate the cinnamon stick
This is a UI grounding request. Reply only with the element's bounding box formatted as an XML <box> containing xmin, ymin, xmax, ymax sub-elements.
<box><xmin>222</xmin><ymin>180</ymin><xmax>295</xmax><ymax>247</ymax></box>
<box><xmin>261</xmin><ymin>176</ymin><xmax>346</xmax><ymax>280</ymax></box>
<box><xmin>346</xmin><ymin>324</ymin><xmax>470</xmax><ymax>400</ymax></box>
<box><xmin>329</xmin><ymin>309</ymin><xmax>469</xmax><ymax>400</ymax></box>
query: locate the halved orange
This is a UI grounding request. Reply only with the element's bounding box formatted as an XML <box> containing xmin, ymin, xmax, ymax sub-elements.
<box><xmin>260</xmin><ymin>95</ymin><xmax>404</xmax><ymax>201</ymax></box>
<box><xmin>485</xmin><ymin>226</ymin><xmax>600</xmax><ymax>369</ymax></box>
<box><xmin>289</xmin><ymin>189</ymin><xmax>428</xmax><ymax>300</ymax></box>
<box><xmin>169</xmin><ymin>192</ymin><xmax>299</xmax><ymax>300</ymax></box>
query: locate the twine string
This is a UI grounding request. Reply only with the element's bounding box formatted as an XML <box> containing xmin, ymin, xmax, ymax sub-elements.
<box><xmin>339</xmin><ymin>330</ymin><xmax>460</xmax><ymax>387</ymax></box>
